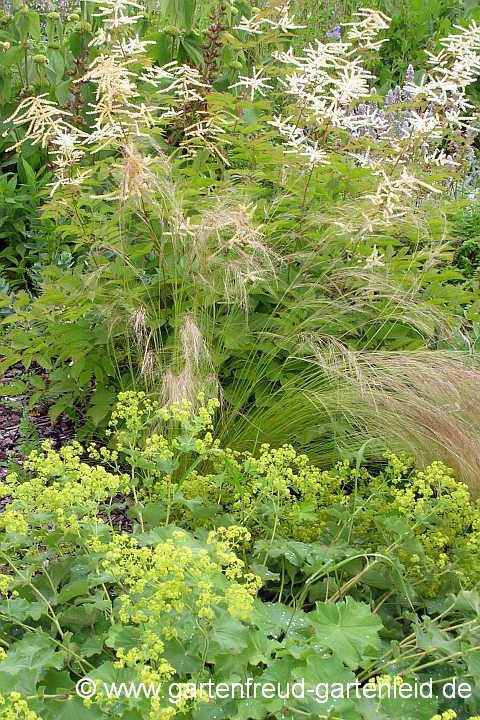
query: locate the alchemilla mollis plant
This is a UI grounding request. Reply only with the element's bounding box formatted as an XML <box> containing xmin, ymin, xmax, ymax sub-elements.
<box><xmin>0</xmin><ymin>394</ymin><xmax>479</xmax><ymax>719</ymax></box>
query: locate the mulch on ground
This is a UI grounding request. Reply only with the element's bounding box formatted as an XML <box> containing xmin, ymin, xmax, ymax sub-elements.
<box><xmin>0</xmin><ymin>366</ymin><xmax>133</xmax><ymax>530</ymax></box>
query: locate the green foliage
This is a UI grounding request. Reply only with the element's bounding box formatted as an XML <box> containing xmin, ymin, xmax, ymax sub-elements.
<box><xmin>0</xmin><ymin>165</ymin><xmax>74</xmax><ymax>292</ymax></box>
<box><xmin>0</xmin><ymin>172</ymin><xmax>32</xmax><ymax>247</ymax></box>
<box><xmin>356</xmin><ymin>0</ymin><xmax>480</xmax><ymax>97</ymax></box>
<box><xmin>290</xmin><ymin>0</ymin><xmax>359</xmax><ymax>52</ymax></box>
<box><xmin>374</xmin><ymin>0</ymin><xmax>464</xmax><ymax>87</ymax></box>
<box><xmin>0</xmin><ymin>394</ymin><xmax>479</xmax><ymax>720</ymax></box>
<box><xmin>449</xmin><ymin>202</ymin><xmax>480</xmax><ymax>281</ymax></box>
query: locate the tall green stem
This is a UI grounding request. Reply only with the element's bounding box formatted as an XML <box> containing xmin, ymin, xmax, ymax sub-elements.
<box><xmin>24</xmin><ymin>47</ymin><xmax>29</xmax><ymax>89</ymax></box>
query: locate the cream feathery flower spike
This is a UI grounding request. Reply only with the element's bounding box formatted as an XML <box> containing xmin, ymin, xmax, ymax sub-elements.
<box><xmin>90</xmin><ymin>142</ymin><xmax>156</xmax><ymax>202</ymax></box>
<box><xmin>79</xmin><ymin>54</ymin><xmax>138</xmax><ymax>104</ymax></box>
<box><xmin>113</xmin><ymin>34</ymin><xmax>156</xmax><ymax>56</ymax></box>
<box><xmin>364</xmin><ymin>245</ymin><xmax>385</xmax><ymax>268</ymax></box>
<box><xmin>148</xmin><ymin>63</ymin><xmax>210</xmax><ymax>102</ymax></box>
<box><xmin>47</xmin><ymin>128</ymin><xmax>92</xmax><ymax>196</ymax></box>
<box><xmin>141</xmin><ymin>61</ymin><xmax>178</xmax><ymax>87</ymax></box>
<box><xmin>233</xmin><ymin>14</ymin><xmax>268</xmax><ymax>35</ymax></box>
<box><xmin>88</xmin><ymin>27</ymin><xmax>112</xmax><ymax>47</ymax></box>
<box><xmin>364</xmin><ymin>168</ymin><xmax>441</xmax><ymax>222</ymax></box>
<box><xmin>264</xmin><ymin>5</ymin><xmax>306</xmax><ymax>33</ymax></box>
<box><xmin>91</xmin><ymin>0</ymin><xmax>144</xmax><ymax>29</ymax></box>
<box><xmin>229</xmin><ymin>67</ymin><xmax>273</xmax><ymax>101</ymax></box>
<box><xmin>343</xmin><ymin>7</ymin><xmax>391</xmax><ymax>47</ymax></box>
<box><xmin>328</xmin><ymin>64</ymin><xmax>373</xmax><ymax>104</ymax></box>
<box><xmin>3</xmin><ymin>94</ymin><xmax>82</xmax><ymax>149</ymax></box>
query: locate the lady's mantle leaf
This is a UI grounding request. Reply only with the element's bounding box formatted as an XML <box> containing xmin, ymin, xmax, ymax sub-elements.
<box><xmin>308</xmin><ymin>598</ymin><xmax>383</xmax><ymax>669</ymax></box>
<box><xmin>0</xmin><ymin>632</ymin><xmax>66</xmax><ymax>695</ymax></box>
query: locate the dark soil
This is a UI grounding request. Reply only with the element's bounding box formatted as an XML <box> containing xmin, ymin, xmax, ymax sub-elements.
<box><xmin>0</xmin><ymin>365</ymin><xmax>133</xmax><ymax>530</ymax></box>
<box><xmin>0</xmin><ymin>364</ymin><xmax>76</xmax><ymax>482</ymax></box>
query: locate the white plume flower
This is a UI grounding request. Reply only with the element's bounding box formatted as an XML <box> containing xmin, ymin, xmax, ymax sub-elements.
<box><xmin>229</xmin><ymin>67</ymin><xmax>273</xmax><ymax>101</ymax></box>
<box><xmin>264</xmin><ymin>5</ymin><xmax>306</xmax><ymax>33</ymax></box>
<box><xmin>343</xmin><ymin>7</ymin><xmax>391</xmax><ymax>49</ymax></box>
<box><xmin>91</xmin><ymin>0</ymin><xmax>144</xmax><ymax>30</ymax></box>
<box><xmin>4</xmin><ymin>94</ymin><xmax>74</xmax><ymax>149</ymax></box>
<box><xmin>233</xmin><ymin>14</ymin><xmax>268</xmax><ymax>35</ymax></box>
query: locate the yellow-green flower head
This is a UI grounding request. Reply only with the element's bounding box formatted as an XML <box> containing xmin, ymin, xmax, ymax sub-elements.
<box><xmin>0</xmin><ymin>693</ymin><xmax>43</xmax><ymax>720</ymax></box>
<box><xmin>430</xmin><ymin>712</ymin><xmax>457</xmax><ymax>720</ymax></box>
<box><xmin>102</xmin><ymin>528</ymin><xmax>260</xmax><ymax>641</ymax></box>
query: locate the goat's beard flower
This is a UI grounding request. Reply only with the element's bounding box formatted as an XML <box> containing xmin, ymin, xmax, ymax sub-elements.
<box><xmin>364</xmin><ymin>168</ymin><xmax>442</xmax><ymax>223</ymax></box>
<box><xmin>268</xmin><ymin>6</ymin><xmax>479</xmax><ymax>208</ymax></box>
<box><xmin>233</xmin><ymin>13</ymin><xmax>267</xmax><ymax>34</ymax></box>
<box><xmin>343</xmin><ymin>7</ymin><xmax>391</xmax><ymax>50</ymax></box>
<box><xmin>3</xmin><ymin>94</ymin><xmax>76</xmax><ymax>149</ymax></box>
<box><xmin>113</xmin><ymin>34</ymin><xmax>156</xmax><ymax>55</ymax></box>
<box><xmin>77</xmin><ymin>54</ymin><xmax>158</xmax><ymax>147</ymax></box>
<box><xmin>4</xmin><ymin>5</ymin><xmax>479</xmax><ymax>231</ymax></box>
<box><xmin>228</xmin><ymin>66</ymin><xmax>273</xmax><ymax>101</ymax></box>
<box><xmin>88</xmin><ymin>27</ymin><xmax>112</xmax><ymax>47</ymax></box>
<box><xmin>79</xmin><ymin>54</ymin><xmax>138</xmax><ymax>105</ymax></box>
<box><xmin>91</xmin><ymin>0</ymin><xmax>145</xmax><ymax>29</ymax></box>
<box><xmin>363</xmin><ymin>244</ymin><xmax>385</xmax><ymax>268</ymax></box>
<box><xmin>267</xmin><ymin>115</ymin><xmax>330</xmax><ymax>167</ymax></box>
<box><xmin>233</xmin><ymin>3</ymin><xmax>305</xmax><ymax>35</ymax></box>
<box><xmin>142</xmin><ymin>61</ymin><xmax>211</xmax><ymax>103</ymax></box>
<box><xmin>47</xmin><ymin>127</ymin><xmax>92</xmax><ymax>196</ymax></box>
<box><xmin>264</xmin><ymin>5</ymin><xmax>306</xmax><ymax>33</ymax></box>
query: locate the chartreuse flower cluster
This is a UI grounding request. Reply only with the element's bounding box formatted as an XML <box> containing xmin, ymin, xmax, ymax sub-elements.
<box><xmin>352</xmin><ymin>453</ymin><xmax>480</xmax><ymax>594</ymax></box>
<box><xmin>0</xmin><ymin>693</ymin><xmax>42</xmax><ymax>720</ymax></box>
<box><xmin>106</xmin><ymin>390</ymin><xmax>158</xmax><ymax>436</ymax></box>
<box><xmin>104</xmin><ymin>391</ymin><xmax>220</xmax><ymax>445</ymax></box>
<box><xmin>0</xmin><ymin>393</ymin><xmax>480</xmax><ymax>720</ymax></box>
<box><xmin>181</xmin><ymin>442</ymin><xmax>344</xmax><ymax>541</ymax></box>
<box><xmin>102</xmin><ymin>527</ymin><xmax>260</xmax><ymax>627</ymax></box>
<box><xmin>90</xmin><ymin>392</ymin><xmax>223</xmax><ymax>526</ymax></box>
<box><xmin>366</xmin><ymin>677</ymin><xmax>479</xmax><ymax>720</ymax></box>
<box><xmin>0</xmin><ymin>439</ymin><xmax>130</xmax><ymax>539</ymax></box>
<box><xmin>99</xmin><ymin>527</ymin><xmax>260</xmax><ymax>719</ymax></box>
<box><xmin>1</xmin><ymin>392</ymin><xmax>479</xmax><ymax>607</ymax></box>
<box><xmin>429</xmin><ymin>712</ymin><xmax>480</xmax><ymax>720</ymax></box>
<box><xmin>97</xmin><ymin>390</ymin><xmax>221</xmax><ymax>491</ymax></box>
<box><xmin>372</xmin><ymin>674</ymin><xmax>410</xmax><ymax>692</ymax></box>
<box><xmin>178</xmin><ymin>440</ymin><xmax>480</xmax><ymax>594</ymax></box>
